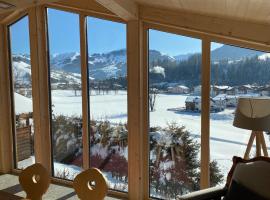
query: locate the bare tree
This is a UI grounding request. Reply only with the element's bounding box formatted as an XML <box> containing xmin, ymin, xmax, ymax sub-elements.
<box><xmin>149</xmin><ymin>88</ymin><xmax>158</xmax><ymax>112</ymax></box>
<box><xmin>70</xmin><ymin>79</ymin><xmax>81</xmax><ymax>96</ymax></box>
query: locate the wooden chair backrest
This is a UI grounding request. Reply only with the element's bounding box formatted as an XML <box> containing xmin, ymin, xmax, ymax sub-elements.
<box><xmin>19</xmin><ymin>163</ymin><xmax>50</xmax><ymax>200</ymax></box>
<box><xmin>73</xmin><ymin>168</ymin><xmax>108</xmax><ymax>200</ymax></box>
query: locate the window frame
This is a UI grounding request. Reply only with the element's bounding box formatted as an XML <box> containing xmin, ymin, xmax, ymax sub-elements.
<box><xmin>1</xmin><ymin>4</ymin><xmax>270</xmax><ymax>200</ymax></box>
<box><xmin>7</xmin><ymin>14</ymin><xmax>34</xmax><ymax>170</ymax></box>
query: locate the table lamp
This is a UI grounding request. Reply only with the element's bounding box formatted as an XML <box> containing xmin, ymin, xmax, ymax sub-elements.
<box><xmin>233</xmin><ymin>97</ymin><xmax>270</xmax><ymax>159</ymax></box>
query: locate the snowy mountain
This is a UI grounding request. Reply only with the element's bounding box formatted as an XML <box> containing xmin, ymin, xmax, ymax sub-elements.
<box><xmin>12</xmin><ymin>45</ymin><xmax>265</xmax><ymax>85</ymax></box>
<box><xmin>173</xmin><ymin>45</ymin><xmax>264</xmax><ymax>62</ymax></box>
<box><xmin>12</xmin><ymin>49</ymin><xmax>176</xmax><ymax>84</ymax></box>
<box><xmin>210</xmin><ymin>44</ymin><xmax>263</xmax><ymax>61</ymax></box>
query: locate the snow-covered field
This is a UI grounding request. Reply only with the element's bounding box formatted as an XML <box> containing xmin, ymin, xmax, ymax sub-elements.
<box><xmin>17</xmin><ymin>90</ymin><xmax>270</xmax><ymax>184</ymax></box>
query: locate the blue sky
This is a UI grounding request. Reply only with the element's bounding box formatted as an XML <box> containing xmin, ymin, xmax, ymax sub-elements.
<box><xmin>10</xmin><ymin>8</ymin><xmax>222</xmax><ymax>56</ymax></box>
<box><xmin>9</xmin><ymin>16</ymin><xmax>30</xmax><ymax>54</ymax></box>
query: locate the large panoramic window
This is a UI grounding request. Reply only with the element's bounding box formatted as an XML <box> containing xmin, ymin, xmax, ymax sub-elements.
<box><xmin>87</xmin><ymin>17</ymin><xmax>127</xmax><ymax>191</ymax></box>
<box><xmin>210</xmin><ymin>43</ymin><xmax>270</xmax><ymax>184</ymax></box>
<box><xmin>47</xmin><ymin>9</ymin><xmax>83</xmax><ymax>180</ymax></box>
<box><xmin>148</xmin><ymin>30</ymin><xmax>220</xmax><ymax>199</ymax></box>
<box><xmin>9</xmin><ymin>16</ymin><xmax>35</xmax><ymax>169</ymax></box>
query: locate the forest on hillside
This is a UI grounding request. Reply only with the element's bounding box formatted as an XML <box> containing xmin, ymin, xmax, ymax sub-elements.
<box><xmin>149</xmin><ymin>54</ymin><xmax>270</xmax><ymax>87</ymax></box>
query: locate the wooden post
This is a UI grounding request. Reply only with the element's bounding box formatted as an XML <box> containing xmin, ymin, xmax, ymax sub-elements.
<box><xmin>244</xmin><ymin>131</ymin><xmax>256</xmax><ymax>159</ymax></box>
<box><xmin>141</xmin><ymin>24</ymin><xmax>149</xmax><ymax>200</ymax></box>
<box><xmin>28</xmin><ymin>6</ymin><xmax>51</xmax><ymax>174</ymax></box>
<box><xmin>127</xmin><ymin>20</ymin><xmax>143</xmax><ymax>200</ymax></box>
<box><xmin>200</xmin><ymin>39</ymin><xmax>211</xmax><ymax>189</ymax></box>
<box><xmin>79</xmin><ymin>14</ymin><xmax>90</xmax><ymax>170</ymax></box>
<box><xmin>260</xmin><ymin>132</ymin><xmax>269</xmax><ymax>157</ymax></box>
<box><xmin>0</xmin><ymin>24</ymin><xmax>14</xmax><ymax>173</ymax></box>
<box><xmin>256</xmin><ymin>131</ymin><xmax>262</xmax><ymax>157</ymax></box>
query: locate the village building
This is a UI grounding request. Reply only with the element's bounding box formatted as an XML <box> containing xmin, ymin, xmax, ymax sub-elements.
<box><xmin>212</xmin><ymin>95</ymin><xmax>226</xmax><ymax>111</ymax></box>
<box><xmin>185</xmin><ymin>96</ymin><xmax>201</xmax><ymax>111</ymax></box>
<box><xmin>236</xmin><ymin>84</ymin><xmax>257</xmax><ymax>94</ymax></box>
<box><xmin>167</xmin><ymin>85</ymin><xmax>189</xmax><ymax>94</ymax></box>
<box><xmin>193</xmin><ymin>85</ymin><xmax>201</xmax><ymax>95</ymax></box>
<box><xmin>258</xmin><ymin>85</ymin><xmax>270</xmax><ymax>96</ymax></box>
<box><xmin>212</xmin><ymin>85</ymin><xmax>236</xmax><ymax>96</ymax></box>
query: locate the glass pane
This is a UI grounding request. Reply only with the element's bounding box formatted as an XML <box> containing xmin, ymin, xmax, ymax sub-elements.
<box><xmin>148</xmin><ymin>30</ymin><xmax>223</xmax><ymax>199</ymax></box>
<box><xmin>9</xmin><ymin>16</ymin><xmax>35</xmax><ymax>169</ymax></box>
<box><xmin>87</xmin><ymin>17</ymin><xmax>128</xmax><ymax>191</ymax></box>
<box><xmin>47</xmin><ymin>8</ymin><xmax>82</xmax><ymax>180</ymax></box>
<box><xmin>210</xmin><ymin>43</ymin><xmax>270</xmax><ymax>185</ymax></box>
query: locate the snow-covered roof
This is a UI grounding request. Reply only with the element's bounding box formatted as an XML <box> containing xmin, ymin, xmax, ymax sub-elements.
<box><xmin>14</xmin><ymin>93</ymin><xmax>33</xmax><ymax>114</ymax></box>
<box><xmin>176</xmin><ymin>85</ymin><xmax>189</xmax><ymax>89</ymax></box>
<box><xmin>214</xmin><ymin>85</ymin><xmax>233</xmax><ymax>90</ymax></box>
<box><xmin>241</xmin><ymin>84</ymin><xmax>254</xmax><ymax>89</ymax></box>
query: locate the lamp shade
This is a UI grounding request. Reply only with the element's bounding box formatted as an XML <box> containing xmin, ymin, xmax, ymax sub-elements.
<box><xmin>233</xmin><ymin>97</ymin><xmax>270</xmax><ymax>131</ymax></box>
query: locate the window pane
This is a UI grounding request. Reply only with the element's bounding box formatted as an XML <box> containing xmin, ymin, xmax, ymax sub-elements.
<box><xmin>148</xmin><ymin>30</ymin><xmax>222</xmax><ymax>199</ymax></box>
<box><xmin>87</xmin><ymin>17</ymin><xmax>128</xmax><ymax>192</ymax></box>
<box><xmin>210</xmin><ymin>43</ymin><xmax>270</xmax><ymax>184</ymax></box>
<box><xmin>9</xmin><ymin>16</ymin><xmax>35</xmax><ymax>169</ymax></box>
<box><xmin>47</xmin><ymin>9</ymin><xmax>82</xmax><ymax>180</ymax></box>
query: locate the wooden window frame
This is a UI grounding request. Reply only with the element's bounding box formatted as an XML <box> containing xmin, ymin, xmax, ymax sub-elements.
<box><xmin>1</xmin><ymin>3</ymin><xmax>270</xmax><ymax>200</ymax></box>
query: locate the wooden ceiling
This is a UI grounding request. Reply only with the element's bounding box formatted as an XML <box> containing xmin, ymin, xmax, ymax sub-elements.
<box><xmin>1</xmin><ymin>0</ymin><xmax>270</xmax><ymax>25</ymax></box>
<box><xmin>134</xmin><ymin>0</ymin><xmax>270</xmax><ymax>25</ymax></box>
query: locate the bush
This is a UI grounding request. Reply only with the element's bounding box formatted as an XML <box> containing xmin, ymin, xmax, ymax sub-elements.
<box><xmin>150</xmin><ymin>123</ymin><xmax>223</xmax><ymax>198</ymax></box>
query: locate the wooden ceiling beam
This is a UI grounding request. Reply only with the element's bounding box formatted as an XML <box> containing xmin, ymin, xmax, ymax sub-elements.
<box><xmin>95</xmin><ymin>0</ymin><xmax>138</xmax><ymax>21</ymax></box>
<box><xmin>0</xmin><ymin>0</ymin><xmax>61</xmax><ymax>24</ymax></box>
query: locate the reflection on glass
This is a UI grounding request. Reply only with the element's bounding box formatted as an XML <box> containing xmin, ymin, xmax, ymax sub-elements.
<box><xmin>87</xmin><ymin>17</ymin><xmax>128</xmax><ymax>191</ymax></box>
<box><xmin>47</xmin><ymin>8</ymin><xmax>82</xmax><ymax>180</ymax></box>
<box><xmin>9</xmin><ymin>16</ymin><xmax>35</xmax><ymax>169</ymax></box>
<box><xmin>210</xmin><ymin>43</ymin><xmax>270</xmax><ymax>184</ymax></box>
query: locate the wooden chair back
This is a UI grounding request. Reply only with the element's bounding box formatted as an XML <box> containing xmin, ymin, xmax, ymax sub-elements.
<box><xmin>19</xmin><ymin>163</ymin><xmax>50</xmax><ymax>200</ymax></box>
<box><xmin>73</xmin><ymin>168</ymin><xmax>108</xmax><ymax>200</ymax></box>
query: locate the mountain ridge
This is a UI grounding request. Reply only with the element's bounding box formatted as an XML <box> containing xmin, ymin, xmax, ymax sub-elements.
<box><xmin>12</xmin><ymin>45</ymin><xmax>267</xmax><ymax>85</ymax></box>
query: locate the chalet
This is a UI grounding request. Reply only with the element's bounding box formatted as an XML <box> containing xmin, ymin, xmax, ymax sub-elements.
<box><xmin>212</xmin><ymin>85</ymin><xmax>236</xmax><ymax>96</ymax></box>
<box><xmin>237</xmin><ymin>84</ymin><xmax>257</xmax><ymax>94</ymax></box>
<box><xmin>167</xmin><ymin>85</ymin><xmax>189</xmax><ymax>94</ymax></box>
<box><xmin>185</xmin><ymin>96</ymin><xmax>201</xmax><ymax>111</ymax></box>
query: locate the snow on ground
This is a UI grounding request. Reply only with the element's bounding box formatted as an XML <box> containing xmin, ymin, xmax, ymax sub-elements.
<box><xmin>18</xmin><ymin>156</ymin><xmax>35</xmax><ymax>169</ymax></box>
<box><xmin>51</xmin><ymin>90</ymin><xmax>127</xmax><ymax>123</ymax></box>
<box><xmin>53</xmin><ymin>162</ymin><xmax>127</xmax><ymax>191</ymax></box>
<box><xmin>16</xmin><ymin>90</ymin><xmax>270</xmax><ymax>183</ymax></box>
